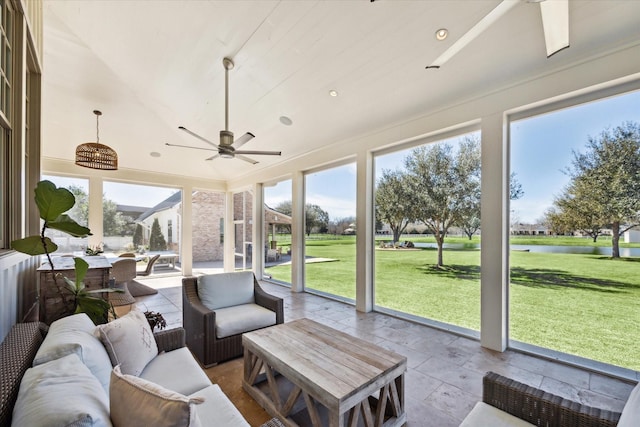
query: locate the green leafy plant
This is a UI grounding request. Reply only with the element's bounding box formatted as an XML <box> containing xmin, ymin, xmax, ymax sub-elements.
<box><xmin>11</xmin><ymin>180</ymin><xmax>119</xmax><ymax>324</ymax></box>
<box><xmin>144</xmin><ymin>311</ymin><xmax>167</xmax><ymax>331</ymax></box>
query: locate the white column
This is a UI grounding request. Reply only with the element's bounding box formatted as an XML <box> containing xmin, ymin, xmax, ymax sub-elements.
<box><xmin>181</xmin><ymin>186</ymin><xmax>193</xmax><ymax>276</ymax></box>
<box><xmin>356</xmin><ymin>151</ymin><xmax>374</xmax><ymax>312</ymax></box>
<box><xmin>88</xmin><ymin>177</ymin><xmax>103</xmax><ymax>250</ymax></box>
<box><xmin>223</xmin><ymin>191</ymin><xmax>235</xmax><ymax>272</ymax></box>
<box><xmin>480</xmin><ymin>113</ymin><xmax>509</xmax><ymax>351</ymax></box>
<box><xmin>253</xmin><ymin>183</ymin><xmax>265</xmax><ymax>278</ymax></box>
<box><xmin>291</xmin><ymin>171</ymin><xmax>305</xmax><ymax>292</ymax></box>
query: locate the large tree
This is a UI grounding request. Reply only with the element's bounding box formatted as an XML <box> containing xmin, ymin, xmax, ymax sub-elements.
<box><xmin>375</xmin><ymin>169</ymin><xmax>415</xmax><ymax>243</ymax></box>
<box><xmin>273</xmin><ymin>201</ymin><xmax>330</xmax><ymax>236</ymax></box>
<box><xmin>457</xmin><ymin>171</ymin><xmax>524</xmax><ymax>240</ymax></box>
<box><xmin>552</xmin><ymin>121</ymin><xmax>640</xmax><ymax>256</ymax></box>
<box><xmin>149</xmin><ymin>218</ymin><xmax>167</xmax><ymax>251</ymax></box>
<box><xmin>405</xmin><ymin>137</ymin><xmax>481</xmax><ymax>267</ymax></box>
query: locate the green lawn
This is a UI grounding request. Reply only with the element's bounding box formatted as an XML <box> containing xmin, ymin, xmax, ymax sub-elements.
<box><xmin>267</xmin><ymin>236</ymin><xmax>640</xmax><ymax>371</ymax></box>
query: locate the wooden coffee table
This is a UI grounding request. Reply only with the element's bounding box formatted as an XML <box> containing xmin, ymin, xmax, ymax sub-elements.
<box><xmin>242</xmin><ymin>318</ymin><xmax>407</xmax><ymax>427</ymax></box>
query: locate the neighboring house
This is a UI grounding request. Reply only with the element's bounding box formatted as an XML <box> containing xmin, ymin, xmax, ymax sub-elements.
<box><xmin>136</xmin><ymin>191</ymin><xmax>291</xmax><ymax>263</ymax></box>
<box><xmin>624</xmin><ymin>228</ymin><xmax>640</xmax><ymax>243</ymax></box>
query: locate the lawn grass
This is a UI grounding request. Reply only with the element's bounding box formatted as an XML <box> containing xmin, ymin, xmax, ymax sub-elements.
<box><xmin>266</xmin><ymin>236</ymin><xmax>640</xmax><ymax>371</ymax></box>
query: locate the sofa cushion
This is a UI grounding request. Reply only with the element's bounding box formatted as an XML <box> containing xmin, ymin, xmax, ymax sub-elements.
<box><xmin>215</xmin><ymin>303</ymin><xmax>276</xmax><ymax>338</ymax></box>
<box><xmin>460</xmin><ymin>402</ymin><xmax>535</xmax><ymax>427</ymax></box>
<box><xmin>11</xmin><ymin>353</ymin><xmax>112</xmax><ymax>427</ymax></box>
<box><xmin>95</xmin><ymin>310</ymin><xmax>158</xmax><ymax>376</ymax></box>
<box><xmin>189</xmin><ymin>384</ymin><xmax>250</xmax><ymax>427</ymax></box>
<box><xmin>140</xmin><ymin>347</ymin><xmax>212</xmax><ymax>396</ymax></box>
<box><xmin>33</xmin><ymin>313</ymin><xmax>112</xmax><ymax>392</ymax></box>
<box><xmin>110</xmin><ymin>365</ymin><xmax>203</xmax><ymax>427</ymax></box>
<box><xmin>618</xmin><ymin>381</ymin><xmax>640</xmax><ymax>427</ymax></box>
<box><xmin>198</xmin><ymin>272</ymin><xmax>255</xmax><ymax>310</ymax></box>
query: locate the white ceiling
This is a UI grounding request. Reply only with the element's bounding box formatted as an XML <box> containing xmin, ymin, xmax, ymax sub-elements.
<box><xmin>41</xmin><ymin>1</ymin><xmax>640</xmax><ymax>182</ymax></box>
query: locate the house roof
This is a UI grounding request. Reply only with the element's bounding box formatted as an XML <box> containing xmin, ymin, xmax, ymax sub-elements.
<box><xmin>41</xmin><ymin>1</ymin><xmax>640</xmax><ymax>184</ymax></box>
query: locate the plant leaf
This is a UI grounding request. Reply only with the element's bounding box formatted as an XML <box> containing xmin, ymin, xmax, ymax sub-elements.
<box><xmin>74</xmin><ymin>257</ymin><xmax>89</xmax><ymax>286</ymax></box>
<box><xmin>11</xmin><ymin>236</ymin><xmax>58</xmax><ymax>255</ymax></box>
<box><xmin>34</xmin><ymin>180</ymin><xmax>75</xmax><ymax>222</ymax></box>
<box><xmin>48</xmin><ymin>214</ymin><xmax>92</xmax><ymax>238</ymax></box>
<box><xmin>76</xmin><ymin>295</ymin><xmax>110</xmax><ymax>324</ymax></box>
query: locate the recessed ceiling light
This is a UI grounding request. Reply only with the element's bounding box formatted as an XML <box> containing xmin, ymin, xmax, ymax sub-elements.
<box><xmin>435</xmin><ymin>28</ymin><xmax>448</xmax><ymax>41</ymax></box>
<box><xmin>329</xmin><ymin>90</ymin><xmax>339</xmax><ymax>97</ymax></box>
<box><xmin>279</xmin><ymin>116</ymin><xmax>293</xmax><ymax>126</ymax></box>
<box><xmin>150</xmin><ymin>151</ymin><xmax>161</xmax><ymax>158</ymax></box>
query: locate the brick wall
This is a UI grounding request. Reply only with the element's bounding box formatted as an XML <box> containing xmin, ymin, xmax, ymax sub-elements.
<box><xmin>192</xmin><ymin>191</ymin><xmax>225</xmax><ymax>262</ymax></box>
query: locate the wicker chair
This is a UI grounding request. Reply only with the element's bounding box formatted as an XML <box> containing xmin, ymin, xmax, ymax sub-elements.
<box><xmin>182</xmin><ymin>272</ymin><xmax>284</xmax><ymax>367</ymax></box>
<box><xmin>474</xmin><ymin>371</ymin><xmax>624</xmax><ymax>427</ymax></box>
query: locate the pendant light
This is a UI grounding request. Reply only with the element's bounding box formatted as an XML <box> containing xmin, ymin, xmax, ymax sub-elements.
<box><xmin>75</xmin><ymin>110</ymin><xmax>118</xmax><ymax>170</ymax></box>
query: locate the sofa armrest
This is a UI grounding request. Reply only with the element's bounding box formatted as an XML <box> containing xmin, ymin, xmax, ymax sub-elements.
<box><xmin>0</xmin><ymin>322</ymin><xmax>47</xmax><ymax>427</ymax></box>
<box><xmin>154</xmin><ymin>327</ymin><xmax>185</xmax><ymax>353</ymax></box>
<box><xmin>254</xmin><ymin>280</ymin><xmax>284</xmax><ymax>325</ymax></box>
<box><xmin>482</xmin><ymin>371</ymin><xmax>621</xmax><ymax>427</ymax></box>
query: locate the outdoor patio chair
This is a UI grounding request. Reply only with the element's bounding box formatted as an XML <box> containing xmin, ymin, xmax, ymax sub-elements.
<box><xmin>108</xmin><ymin>258</ymin><xmax>137</xmax><ymax>314</ymax></box>
<box><xmin>117</xmin><ymin>252</ymin><xmax>136</xmax><ymax>258</ymax></box>
<box><xmin>182</xmin><ymin>271</ymin><xmax>284</xmax><ymax>367</ymax></box>
<box><xmin>136</xmin><ymin>254</ymin><xmax>160</xmax><ymax>277</ymax></box>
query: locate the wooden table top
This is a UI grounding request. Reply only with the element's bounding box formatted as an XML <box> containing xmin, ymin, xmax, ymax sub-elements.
<box><xmin>243</xmin><ymin>318</ymin><xmax>406</xmax><ymax>409</ymax></box>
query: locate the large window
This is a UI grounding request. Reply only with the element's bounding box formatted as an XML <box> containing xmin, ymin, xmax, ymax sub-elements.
<box><xmin>509</xmin><ymin>89</ymin><xmax>640</xmax><ymax>371</ymax></box>
<box><xmin>264</xmin><ymin>179</ymin><xmax>292</xmax><ymax>284</ymax></box>
<box><xmin>233</xmin><ymin>190</ymin><xmax>253</xmax><ymax>271</ymax></box>
<box><xmin>0</xmin><ymin>0</ymin><xmax>13</xmax><ymax>250</ymax></box>
<box><xmin>102</xmin><ymin>181</ymin><xmax>179</xmax><ymax>256</ymax></box>
<box><xmin>304</xmin><ymin>164</ymin><xmax>356</xmax><ymax>301</ymax></box>
<box><xmin>373</xmin><ymin>132</ymin><xmax>482</xmax><ymax>332</ymax></box>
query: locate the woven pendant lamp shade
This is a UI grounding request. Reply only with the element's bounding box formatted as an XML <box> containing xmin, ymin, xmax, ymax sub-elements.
<box><xmin>75</xmin><ymin>110</ymin><xmax>118</xmax><ymax>170</ymax></box>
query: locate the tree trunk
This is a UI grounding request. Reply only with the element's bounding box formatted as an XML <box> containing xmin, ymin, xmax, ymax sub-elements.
<box><xmin>393</xmin><ymin>227</ymin><xmax>401</xmax><ymax>244</ymax></box>
<box><xmin>435</xmin><ymin>235</ymin><xmax>444</xmax><ymax>267</ymax></box>
<box><xmin>611</xmin><ymin>222</ymin><xmax>620</xmax><ymax>258</ymax></box>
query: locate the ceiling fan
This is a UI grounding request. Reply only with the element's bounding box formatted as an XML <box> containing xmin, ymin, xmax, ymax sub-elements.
<box><xmin>166</xmin><ymin>57</ymin><xmax>281</xmax><ymax>165</ymax></box>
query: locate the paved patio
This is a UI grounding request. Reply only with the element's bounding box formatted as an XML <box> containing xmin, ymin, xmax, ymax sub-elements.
<box><xmin>132</xmin><ymin>275</ymin><xmax>636</xmax><ymax>426</ymax></box>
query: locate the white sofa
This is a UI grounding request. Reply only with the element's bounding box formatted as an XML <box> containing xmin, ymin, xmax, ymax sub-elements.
<box><xmin>8</xmin><ymin>312</ymin><xmax>250</xmax><ymax>427</ymax></box>
<box><xmin>461</xmin><ymin>371</ymin><xmax>639</xmax><ymax>427</ymax></box>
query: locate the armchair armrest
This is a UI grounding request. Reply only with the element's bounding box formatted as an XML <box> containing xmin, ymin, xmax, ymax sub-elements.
<box><xmin>482</xmin><ymin>371</ymin><xmax>621</xmax><ymax>427</ymax></box>
<box><xmin>254</xmin><ymin>280</ymin><xmax>284</xmax><ymax>324</ymax></box>
<box><xmin>182</xmin><ymin>277</ymin><xmax>217</xmax><ymax>365</ymax></box>
<box><xmin>154</xmin><ymin>327</ymin><xmax>185</xmax><ymax>353</ymax></box>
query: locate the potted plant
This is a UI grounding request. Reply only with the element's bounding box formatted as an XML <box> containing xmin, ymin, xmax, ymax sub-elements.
<box><xmin>11</xmin><ymin>180</ymin><xmax>119</xmax><ymax>324</ymax></box>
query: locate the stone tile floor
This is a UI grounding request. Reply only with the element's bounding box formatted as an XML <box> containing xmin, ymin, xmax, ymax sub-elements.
<box><xmin>133</xmin><ymin>275</ymin><xmax>637</xmax><ymax>426</ymax></box>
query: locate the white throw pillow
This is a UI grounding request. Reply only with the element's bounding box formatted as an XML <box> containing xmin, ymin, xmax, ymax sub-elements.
<box><xmin>33</xmin><ymin>313</ymin><xmax>113</xmax><ymax>391</ymax></box>
<box><xmin>617</xmin><ymin>382</ymin><xmax>640</xmax><ymax>427</ymax></box>
<box><xmin>11</xmin><ymin>353</ymin><xmax>112</xmax><ymax>427</ymax></box>
<box><xmin>197</xmin><ymin>271</ymin><xmax>255</xmax><ymax>310</ymax></box>
<box><xmin>95</xmin><ymin>310</ymin><xmax>158</xmax><ymax>376</ymax></box>
<box><xmin>110</xmin><ymin>365</ymin><xmax>203</xmax><ymax>427</ymax></box>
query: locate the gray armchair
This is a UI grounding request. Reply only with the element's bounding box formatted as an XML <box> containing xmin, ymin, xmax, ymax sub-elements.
<box><xmin>182</xmin><ymin>271</ymin><xmax>284</xmax><ymax>367</ymax></box>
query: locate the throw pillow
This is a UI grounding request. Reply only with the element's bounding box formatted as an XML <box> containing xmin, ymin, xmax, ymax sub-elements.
<box><xmin>32</xmin><ymin>312</ymin><xmax>113</xmax><ymax>391</ymax></box>
<box><xmin>95</xmin><ymin>310</ymin><xmax>158</xmax><ymax>376</ymax></box>
<box><xmin>110</xmin><ymin>365</ymin><xmax>204</xmax><ymax>427</ymax></box>
<box><xmin>11</xmin><ymin>353</ymin><xmax>112</xmax><ymax>427</ymax></box>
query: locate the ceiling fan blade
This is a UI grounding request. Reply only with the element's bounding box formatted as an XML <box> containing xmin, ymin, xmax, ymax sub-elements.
<box><xmin>234</xmin><ymin>150</ymin><xmax>281</xmax><ymax>156</ymax></box>
<box><xmin>178</xmin><ymin>126</ymin><xmax>220</xmax><ymax>149</ymax></box>
<box><xmin>205</xmin><ymin>154</ymin><xmax>220</xmax><ymax>161</ymax></box>
<box><xmin>233</xmin><ymin>132</ymin><xmax>255</xmax><ymax>149</ymax></box>
<box><xmin>165</xmin><ymin>142</ymin><xmax>217</xmax><ymax>152</ymax></box>
<box><xmin>235</xmin><ymin>154</ymin><xmax>259</xmax><ymax>165</ymax></box>
<box><xmin>540</xmin><ymin>0</ymin><xmax>569</xmax><ymax>57</ymax></box>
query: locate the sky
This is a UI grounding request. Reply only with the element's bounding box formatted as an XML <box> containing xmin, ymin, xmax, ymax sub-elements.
<box><xmin>46</xmin><ymin>88</ymin><xmax>639</xmax><ymax>225</ymax></box>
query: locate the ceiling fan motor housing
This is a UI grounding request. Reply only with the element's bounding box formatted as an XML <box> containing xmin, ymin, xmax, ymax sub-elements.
<box><xmin>220</xmin><ymin>130</ymin><xmax>234</xmax><ymax>146</ymax></box>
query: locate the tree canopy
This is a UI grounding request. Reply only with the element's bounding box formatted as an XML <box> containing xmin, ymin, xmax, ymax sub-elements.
<box><xmin>273</xmin><ymin>201</ymin><xmax>330</xmax><ymax>236</ymax></box>
<box><xmin>375</xmin><ymin>169</ymin><xmax>416</xmax><ymax>243</ymax></box>
<box><xmin>149</xmin><ymin>218</ymin><xmax>167</xmax><ymax>251</ymax></box>
<box><xmin>549</xmin><ymin>121</ymin><xmax>640</xmax><ymax>257</ymax></box>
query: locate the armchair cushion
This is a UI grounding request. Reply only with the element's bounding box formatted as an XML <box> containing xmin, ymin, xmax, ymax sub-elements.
<box><xmin>140</xmin><ymin>347</ymin><xmax>212</xmax><ymax>396</ymax></box>
<box><xmin>198</xmin><ymin>272</ymin><xmax>255</xmax><ymax>310</ymax></box>
<box><xmin>618</xmin><ymin>382</ymin><xmax>640</xmax><ymax>427</ymax></box>
<box><xmin>460</xmin><ymin>402</ymin><xmax>534</xmax><ymax>427</ymax></box>
<box><xmin>215</xmin><ymin>303</ymin><xmax>277</xmax><ymax>339</ymax></box>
